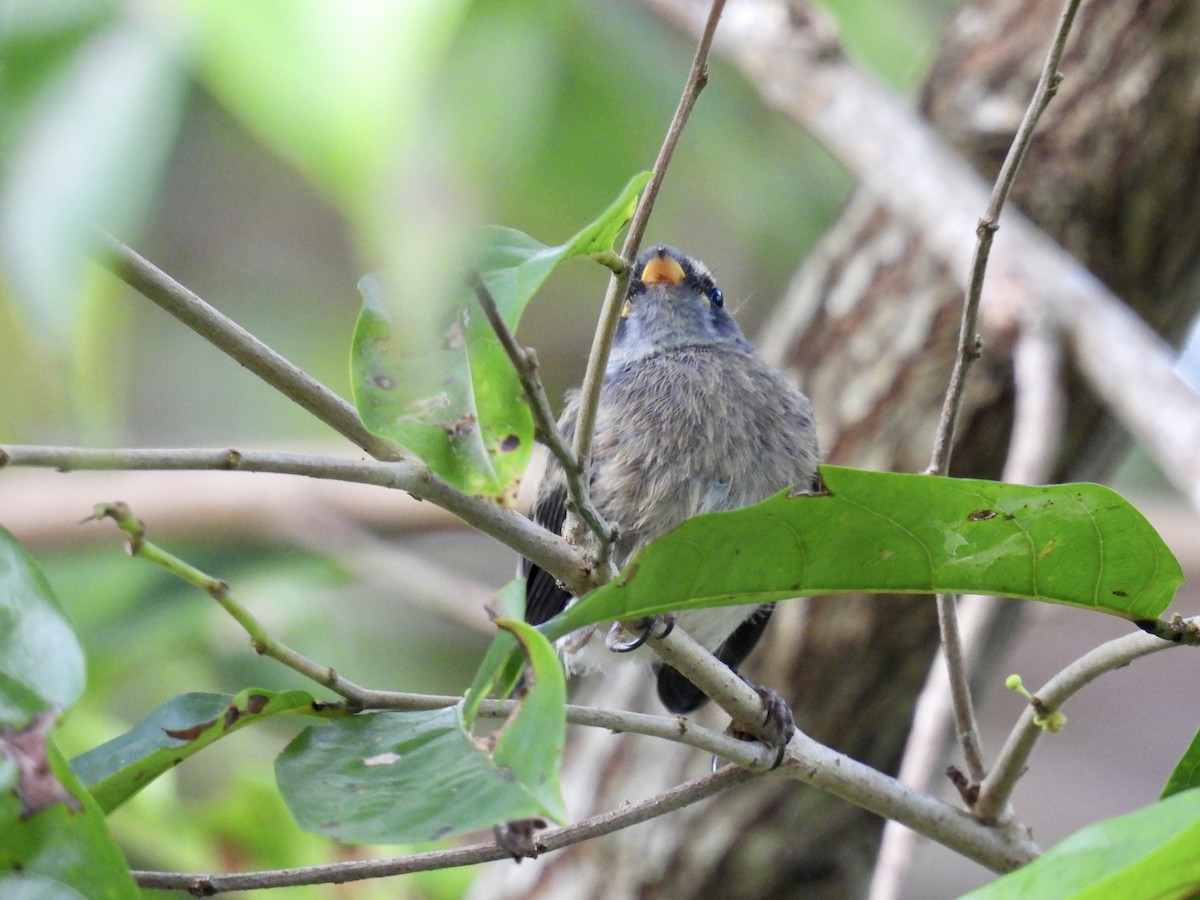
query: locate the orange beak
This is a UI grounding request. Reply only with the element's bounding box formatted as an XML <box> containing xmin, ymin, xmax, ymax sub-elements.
<box><xmin>640</xmin><ymin>253</ymin><xmax>686</xmax><ymax>287</ymax></box>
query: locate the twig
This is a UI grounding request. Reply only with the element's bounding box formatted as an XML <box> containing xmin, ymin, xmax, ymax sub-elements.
<box><xmin>870</xmin><ymin>319</ymin><xmax>1066</xmax><ymax>900</ymax></box>
<box><xmin>96</xmin><ymin>231</ymin><xmax>405</xmax><ymax>463</ymax></box>
<box><xmin>0</xmin><ymin>444</ymin><xmax>592</xmax><ymax>597</ymax></box>
<box><xmin>469</xmin><ymin>274</ymin><xmax>613</xmax><ymax>555</ymax></box>
<box><xmin>132</xmin><ymin>765</ymin><xmax>760</xmax><ymax>894</ymax></box>
<box><xmin>919</xmin><ymin>0</ymin><xmax>1084</xmax><ymax>796</ymax></box>
<box><xmin>569</xmin><ymin>0</ymin><xmax>727</xmax><ymax>515</ymax></box>
<box><xmin>974</xmin><ymin>617</ymin><xmax>1199</xmax><ymax>821</ymax></box>
<box><xmin>926</xmin><ymin>0</ymin><xmax>1082</xmax><ymax>476</ymax></box>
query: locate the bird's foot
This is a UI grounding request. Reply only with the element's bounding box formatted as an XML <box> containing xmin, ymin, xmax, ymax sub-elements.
<box><xmin>725</xmin><ymin>684</ymin><xmax>796</xmax><ymax>770</ymax></box>
<box><xmin>605</xmin><ymin>614</ymin><xmax>676</xmax><ymax>653</ymax></box>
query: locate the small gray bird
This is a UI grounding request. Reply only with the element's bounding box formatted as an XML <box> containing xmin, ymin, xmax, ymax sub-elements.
<box><xmin>524</xmin><ymin>244</ymin><xmax>820</xmax><ymax>733</ymax></box>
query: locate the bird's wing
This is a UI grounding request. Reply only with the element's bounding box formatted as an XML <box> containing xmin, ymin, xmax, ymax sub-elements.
<box><xmin>523</xmin><ymin>482</ymin><xmax>572</xmax><ymax>626</ymax></box>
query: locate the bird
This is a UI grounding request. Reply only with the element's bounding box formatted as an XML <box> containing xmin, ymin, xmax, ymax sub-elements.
<box><xmin>522</xmin><ymin>244</ymin><xmax>820</xmax><ymax>753</ymax></box>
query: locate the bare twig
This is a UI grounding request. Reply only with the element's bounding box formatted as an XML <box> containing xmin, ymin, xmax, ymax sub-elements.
<box><xmin>870</xmin><ymin>319</ymin><xmax>1066</xmax><ymax>900</ymax></box>
<box><xmin>132</xmin><ymin>765</ymin><xmax>761</xmax><ymax>894</ymax></box>
<box><xmin>926</xmin><ymin>0</ymin><xmax>1082</xmax><ymax>475</ymax></box>
<box><xmin>922</xmin><ymin>0</ymin><xmax>1083</xmax><ymax>796</ymax></box>
<box><xmin>975</xmin><ymin>617</ymin><xmax>1200</xmax><ymax>821</ymax></box>
<box><xmin>97</xmin><ymin>231</ymin><xmax>405</xmax><ymax>462</ymax></box>
<box><xmin>469</xmin><ymin>274</ymin><xmax>613</xmax><ymax>556</ymax></box>
<box><xmin>570</xmin><ymin>0</ymin><xmax>727</xmax><ymax>518</ymax></box>
<box><xmin>0</xmin><ymin>444</ymin><xmax>592</xmax><ymax>596</ymax></box>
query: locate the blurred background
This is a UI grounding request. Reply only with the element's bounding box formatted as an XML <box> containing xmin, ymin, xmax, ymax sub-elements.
<box><xmin>2</xmin><ymin>1</ymin><xmax>1198</xmax><ymax>897</ymax></box>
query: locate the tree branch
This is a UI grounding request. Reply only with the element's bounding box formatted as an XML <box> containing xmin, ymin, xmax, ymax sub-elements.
<box><xmin>132</xmin><ymin>765</ymin><xmax>761</xmax><ymax>894</ymax></box>
<box><xmin>469</xmin><ymin>273</ymin><xmax>613</xmax><ymax>558</ymax></box>
<box><xmin>975</xmin><ymin>617</ymin><xmax>1198</xmax><ymax>821</ymax></box>
<box><xmin>96</xmin><ymin>231</ymin><xmax>404</xmax><ymax>462</ymax></box>
<box><xmin>0</xmin><ymin>444</ymin><xmax>591</xmax><ymax>597</ymax></box>
<box><xmin>570</xmin><ymin>0</ymin><xmax>727</xmax><ymax>522</ymax></box>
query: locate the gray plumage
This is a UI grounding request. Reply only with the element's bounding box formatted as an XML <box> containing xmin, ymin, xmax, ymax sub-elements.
<box><xmin>524</xmin><ymin>244</ymin><xmax>820</xmax><ymax>714</ymax></box>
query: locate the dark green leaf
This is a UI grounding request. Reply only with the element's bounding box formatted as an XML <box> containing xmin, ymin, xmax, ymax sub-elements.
<box><xmin>964</xmin><ymin>788</ymin><xmax>1200</xmax><ymax>899</ymax></box>
<box><xmin>350</xmin><ymin>172</ymin><xmax>651</xmax><ymax>501</ymax></box>
<box><xmin>0</xmin><ymin>527</ymin><xmax>85</xmax><ymax>724</ymax></box>
<box><xmin>0</xmin><ymin>730</ymin><xmax>138</xmax><ymax>897</ymax></box>
<box><xmin>71</xmin><ymin>688</ymin><xmax>323</xmax><ymax>813</ymax></box>
<box><xmin>547</xmin><ymin>467</ymin><xmax>1182</xmax><ymax>641</ymax></box>
<box><xmin>1162</xmin><ymin>728</ymin><xmax>1200</xmax><ymax>800</ymax></box>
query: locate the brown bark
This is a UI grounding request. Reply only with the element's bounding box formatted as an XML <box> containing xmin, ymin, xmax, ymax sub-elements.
<box><xmin>471</xmin><ymin>1</ymin><xmax>1200</xmax><ymax>898</ymax></box>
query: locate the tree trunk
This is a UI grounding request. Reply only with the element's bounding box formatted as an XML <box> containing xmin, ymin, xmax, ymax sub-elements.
<box><xmin>471</xmin><ymin>1</ymin><xmax>1200</xmax><ymax>897</ymax></box>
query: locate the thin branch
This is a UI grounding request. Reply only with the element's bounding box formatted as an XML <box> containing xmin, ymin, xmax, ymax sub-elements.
<box><xmin>0</xmin><ymin>444</ymin><xmax>592</xmax><ymax>597</ymax></box>
<box><xmin>469</xmin><ymin>274</ymin><xmax>613</xmax><ymax>554</ymax></box>
<box><xmin>975</xmin><ymin>617</ymin><xmax>1199</xmax><ymax>821</ymax></box>
<box><xmin>926</xmin><ymin>0</ymin><xmax>1082</xmax><ymax>476</ymax></box>
<box><xmin>919</xmin><ymin>0</ymin><xmax>1084</xmax><ymax>797</ymax></box>
<box><xmin>569</xmin><ymin>0</ymin><xmax>727</xmax><ymax>526</ymax></box>
<box><xmin>96</xmin><ymin>231</ymin><xmax>404</xmax><ymax>462</ymax></box>
<box><xmin>132</xmin><ymin>765</ymin><xmax>760</xmax><ymax>894</ymax></box>
<box><xmin>870</xmin><ymin>320</ymin><xmax>1066</xmax><ymax>900</ymax></box>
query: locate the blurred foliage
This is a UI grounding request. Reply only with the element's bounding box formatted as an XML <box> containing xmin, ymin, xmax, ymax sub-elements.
<box><xmin>0</xmin><ymin>0</ymin><xmax>958</xmax><ymax>894</ymax></box>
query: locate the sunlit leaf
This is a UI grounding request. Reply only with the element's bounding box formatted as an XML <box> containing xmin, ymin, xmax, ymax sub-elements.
<box><xmin>462</xmin><ymin>579</ymin><xmax>525</xmax><ymax>728</ymax></box>
<box><xmin>546</xmin><ymin>467</ymin><xmax>1182</xmax><ymax>641</ymax></box>
<box><xmin>71</xmin><ymin>688</ymin><xmax>323</xmax><ymax>813</ymax></box>
<box><xmin>351</xmin><ymin>172</ymin><xmax>651</xmax><ymax>501</ymax></box>
<box><xmin>964</xmin><ymin>789</ymin><xmax>1200</xmax><ymax>899</ymax></box>
<box><xmin>0</xmin><ymin>527</ymin><xmax>85</xmax><ymax>724</ymax></box>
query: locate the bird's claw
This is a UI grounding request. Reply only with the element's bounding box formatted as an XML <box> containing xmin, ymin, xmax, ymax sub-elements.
<box><xmin>605</xmin><ymin>614</ymin><xmax>676</xmax><ymax>653</ymax></box>
<box><xmin>721</xmin><ymin>684</ymin><xmax>796</xmax><ymax>771</ymax></box>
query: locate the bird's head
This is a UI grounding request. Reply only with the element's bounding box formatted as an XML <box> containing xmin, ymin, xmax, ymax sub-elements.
<box><xmin>609</xmin><ymin>244</ymin><xmax>750</xmax><ymax>369</ymax></box>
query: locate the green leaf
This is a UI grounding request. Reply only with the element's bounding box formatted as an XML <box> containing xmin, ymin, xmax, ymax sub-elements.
<box><xmin>350</xmin><ymin>171</ymin><xmax>651</xmax><ymax>501</ymax></box>
<box><xmin>71</xmin><ymin>688</ymin><xmax>323</xmax><ymax>813</ymax></box>
<box><xmin>964</xmin><ymin>788</ymin><xmax>1200</xmax><ymax>899</ymax></box>
<box><xmin>491</xmin><ymin>619</ymin><xmax>567</xmax><ymax>824</ymax></box>
<box><xmin>277</xmin><ymin>705</ymin><xmax>566</xmax><ymax>845</ymax></box>
<box><xmin>1162</xmin><ymin>728</ymin><xmax>1200</xmax><ymax>800</ymax></box>
<box><xmin>278</xmin><ymin>615</ymin><xmax>566</xmax><ymax>844</ymax></box>
<box><xmin>547</xmin><ymin>467</ymin><xmax>1182</xmax><ymax>640</ymax></box>
<box><xmin>0</xmin><ymin>527</ymin><xmax>85</xmax><ymax>724</ymax></box>
<box><xmin>0</xmin><ymin>726</ymin><xmax>138</xmax><ymax>898</ymax></box>
<box><xmin>462</xmin><ymin>579</ymin><xmax>525</xmax><ymax>728</ymax></box>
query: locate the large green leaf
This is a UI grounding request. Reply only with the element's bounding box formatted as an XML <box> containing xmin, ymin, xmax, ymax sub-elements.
<box><xmin>547</xmin><ymin>467</ymin><xmax>1182</xmax><ymax>640</ymax></box>
<box><xmin>0</xmin><ymin>527</ymin><xmax>85</xmax><ymax>725</ymax></box>
<box><xmin>964</xmin><ymin>788</ymin><xmax>1200</xmax><ymax>899</ymax></box>
<box><xmin>277</xmin><ymin>615</ymin><xmax>566</xmax><ymax>843</ymax></box>
<box><xmin>350</xmin><ymin>172</ymin><xmax>650</xmax><ymax>501</ymax></box>
<box><xmin>462</xmin><ymin>579</ymin><xmax>525</xmax><ymax>727</ymax></box>
<box><xmin>71</xmin><ymin>688</ymin><xmax>323</xmax><ymax>813</ymax></box>
<box><xmin>0</xmin><ymin>724</ymin><xmax>138</xmax><ymax>898</ymax></box>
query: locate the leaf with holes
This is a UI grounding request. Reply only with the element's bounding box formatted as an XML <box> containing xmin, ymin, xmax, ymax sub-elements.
<box><xmin>350</xmin><ymin>171</ymin><xmax>650</xmax><ymax>502</ymax></box>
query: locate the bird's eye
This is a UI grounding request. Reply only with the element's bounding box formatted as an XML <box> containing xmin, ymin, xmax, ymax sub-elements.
<box><xmin>708</xmin><ymin>287</ymin><xmax>724</xmax><ymax>308</ymax></box>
